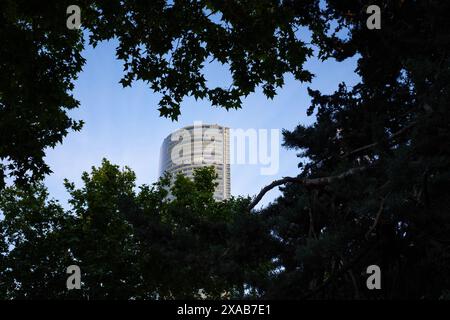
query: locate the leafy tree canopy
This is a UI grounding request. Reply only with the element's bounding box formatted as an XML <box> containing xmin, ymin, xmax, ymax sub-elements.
<box><xmin>1</xmin><ymin>0</ymin><xmax>324</xmax><ymax>187</ymax></box>
<box><xmin>0</xmin><ymin>160</ymin><xmax>274</xmax><ymax>299</ymax></box>
<box><xmin>256</xmin><ymin>0</ymin><xmax>450</xmax><ymax>299</ymax></box>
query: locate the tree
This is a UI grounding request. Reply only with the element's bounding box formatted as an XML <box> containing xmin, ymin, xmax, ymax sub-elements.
<box><xmin>114</xmin><ymin>163</ymin><xmax>275</xmax><ymax>299</ymax></box>
<box><xmin>1</xmin><ymin>0</ymin><xmax>323</xmax><ymax>187</ymax></box>
<box><xmin>0</xmin><ymin>1</ymin><xmax>85</xmax><ymax>188</ymax></box>
<box><xmin>0</xmin><ymin>184</ymin><xmax>75</xmax><ymax>298</ymax></box>
<box><xmin>250</xmin><ymin>0</ymin><xmax>450</xmax><ymax>299</ymax></box>
<box><xmin>62</xmin><ymin>159</ymin><xmax>142</xmax><ymax>299</ymax></box>
<box><xmin>0</xmin><ymin>160</ymin><xmax>275</xmax><ymax>299</ymax></box>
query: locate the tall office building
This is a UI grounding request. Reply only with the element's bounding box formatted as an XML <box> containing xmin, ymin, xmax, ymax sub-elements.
<box><xmin>159</xmin><ymin>123</ymin><xmax>231</xmax><ymax>200</ymax></box>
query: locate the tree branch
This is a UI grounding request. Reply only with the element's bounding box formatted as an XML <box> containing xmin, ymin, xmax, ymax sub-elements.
<box><xmin>348</xmin><ymin>269</ymin><xmax>361</xmax><ymax>299</ymax></box>
<box><xmin>365</xmin><ymin>196</ymin><xmax>386</xmax><ymax>240</ymax></box>
<box><xmin>248</xmin><ymin>166</ymin><xmax>367</xmax><ymax>211</ymax></box>
<box><xmin>340</xmin><ymin>122</ymin><xmax>416</xmax><ymax>159</ymax></box>
<box><xmin>308</xmin><ymin>206</ymin><xmax>317</xmax><ymax>239</ymax></box>
<box><xmin>300</xmin><ymin>240</ymin><xmax>380</xmax><ymax>300</ymax></box>
<box><xmin>248</xmin><ymin>120</ymin><xmax>416</xmax><ymax>211</ymax></box>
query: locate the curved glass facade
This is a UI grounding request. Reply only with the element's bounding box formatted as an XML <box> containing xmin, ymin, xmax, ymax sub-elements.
<box><xmin>159</xmin><ymin>124</ymin><xmax>230</xmax><ymax>200</ymax></box>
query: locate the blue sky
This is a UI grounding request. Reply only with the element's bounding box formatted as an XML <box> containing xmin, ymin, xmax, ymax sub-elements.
<box><xmin>43</xmin><ymin>36</ymin><xmax>360</xmax><ymax>209</ymax></box>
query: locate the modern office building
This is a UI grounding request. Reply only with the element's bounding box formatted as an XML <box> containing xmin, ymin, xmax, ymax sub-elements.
<box><xmin>159</xmin><ymin>123</ymin><xmax>231</xmax><ymax>200</ymax></box>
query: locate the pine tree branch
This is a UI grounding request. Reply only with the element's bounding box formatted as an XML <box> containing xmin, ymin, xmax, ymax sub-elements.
<box><xmin>248</xmin><ymin>121</ymin><xmax>416</xmax><ymax>211</ymax></box>
<box><xmin>308</xmin><ymin>206</ymin><xmax>317</xmax><ymax>239</ymax></box>
<box><xmin>300</xmin><ymin>240</ymin><xmax>380</xmax><ymax>300</ymax></box>
<box><xmin>365</xmin><ymin>196</ymin><xmax>386</xmax><ymax>240</ymax></box>
<box><xmin>248</xmin><ymin>166</ymin><xmax>367</xmax><ymax>211</ymax></box>
<box><xmin>348</xmin><ymin>269</ymin><xmax>361</xmax><ymax>299</ymax></box>
<box><xmin>340</xmin><ymin>122</ymin><xmax>416</xmax><ymax>159</ymax></box>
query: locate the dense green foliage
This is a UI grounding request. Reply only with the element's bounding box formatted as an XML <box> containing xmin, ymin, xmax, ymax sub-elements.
<box><xmin>260</xmin><ymin>0</ymin><xmax>450</xmax><ymax>298</ymax></box>
<box><xmin>0</xmin><ymin>1</ymin><xmax>85</xmax><ymax>187</ymax></box>
<box><xmin>0</xmin><ymin>160</ymin><xmax>273</xmax><ymax>299</ymax></box>
<box><xmin>1</xmin><ymin>0</ymin><xmax>320</xmax><ymax>186</ymax></box>
<box><xmin>1</xmin><ymin>0</ymin><xmax>449</xmax><ymax>299</ymax></box>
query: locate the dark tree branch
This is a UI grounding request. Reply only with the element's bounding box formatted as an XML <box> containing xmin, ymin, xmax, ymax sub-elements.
<box><xmin>340</xmin><ymin>122</ymin><xmax>416</xmax><ymax>159</ymax></box>
<box><xmin>248</xmin><ymin>120</ymin><xmax>416</xmax><ymax>211</ymax></box>
<box><xmin>248</xmin><ymin>166</ymin><xmax>367</xmax><ymax>211</ymax></box>
<box><xmin>365</xmin><ymin>196</ymin><xmax>387</xmax><ymax>240</ymax></box>
<box><xmin>300</xmin><ymin>241</ymin><xmax>380</xmax><ymax>300</ymax></box>
<box><xmin>308</xmin><ymin>206</ymin><xmax>317</xmax><ymax>239</ymax></box>
<box><xmin>348</xmin><ymin>269</ymin><xmax>361</xmax><ymax>299</ymax></box>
